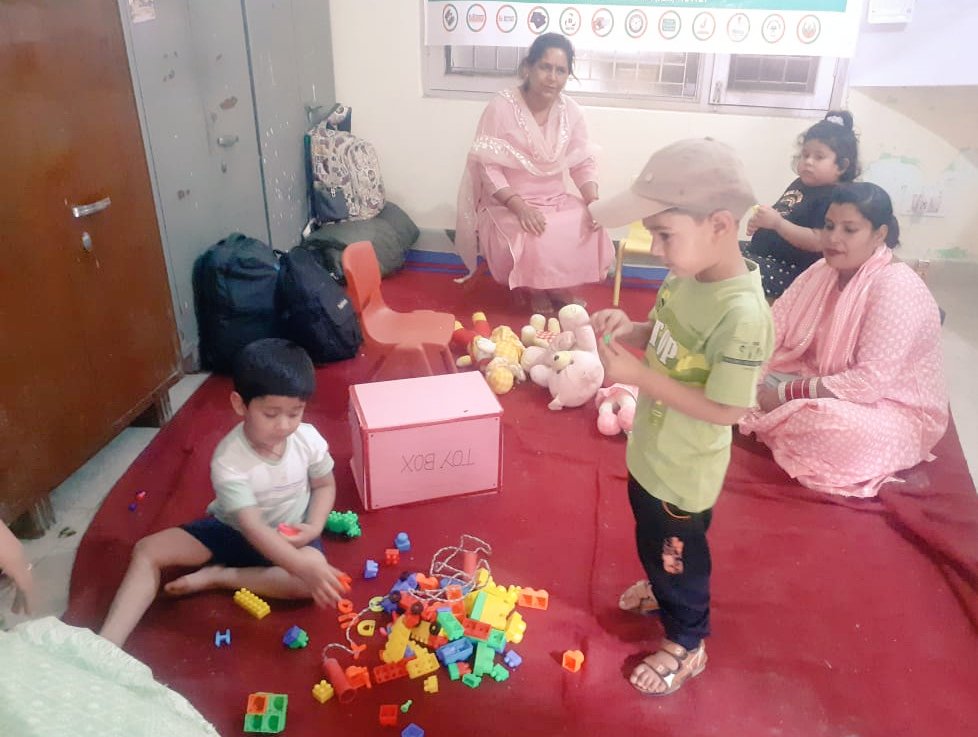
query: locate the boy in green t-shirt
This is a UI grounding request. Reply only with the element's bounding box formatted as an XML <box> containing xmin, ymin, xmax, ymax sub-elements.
<box><xmin>589</xmin><ymin>138</ymin><xmax>774</xmax><ymax>696</ymax></box>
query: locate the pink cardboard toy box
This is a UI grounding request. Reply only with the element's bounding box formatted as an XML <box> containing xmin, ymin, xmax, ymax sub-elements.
<box><xmin>348</xmin><ymin>372</ymin><xmax>503</xmax><ymax>510</ymax></box>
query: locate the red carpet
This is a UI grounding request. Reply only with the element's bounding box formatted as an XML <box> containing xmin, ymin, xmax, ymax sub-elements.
<box><xmin>65</xmin><ymin>268</ymin><xmax>978</xmax><ymax>737</ymax></box>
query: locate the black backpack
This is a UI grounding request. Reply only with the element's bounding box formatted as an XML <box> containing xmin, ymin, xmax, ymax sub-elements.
<box><xmin>192</xmin><ymin>233</ymin><xmax>280</xmax><ymax>373</ymax></box>
<box><xmin>276</xmin><ymin>246</ymin><xmax>362</xmax><ymax>364</ymax></box>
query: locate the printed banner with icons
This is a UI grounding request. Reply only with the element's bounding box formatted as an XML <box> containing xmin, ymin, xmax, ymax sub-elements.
<box><xmin>425</xmin><ymin>1</ymin><xmax>864</xmax><ymax>57</ymax></box>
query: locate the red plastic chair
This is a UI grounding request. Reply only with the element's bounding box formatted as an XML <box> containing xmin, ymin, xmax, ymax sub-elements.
<box><xmin>341</xmin><ymin>241</ymin><xmax>457</xmax><ymax>380</ymax></box>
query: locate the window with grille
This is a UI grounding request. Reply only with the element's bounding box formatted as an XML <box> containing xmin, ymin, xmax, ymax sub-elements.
<box><xmin>424</xmin><ymin>44</ymin><xmax>845</xmax><ymax>114</ymax></box>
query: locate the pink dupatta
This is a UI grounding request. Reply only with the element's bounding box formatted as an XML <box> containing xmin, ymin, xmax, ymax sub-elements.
<box><xmin>454</xmin><ymin>88</ymin><xmax>596</xmax><ymax>280</ymax></box>
<box><xmin>768</xmin><ymin>245</ymin><xmax>894</xmax><ymax>377</ymax></box>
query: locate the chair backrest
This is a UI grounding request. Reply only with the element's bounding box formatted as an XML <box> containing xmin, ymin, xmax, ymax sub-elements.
<box><xmin>341</xmin><ymin>241</ymin><xmax>383</xmax><ymax>314</ymax></box>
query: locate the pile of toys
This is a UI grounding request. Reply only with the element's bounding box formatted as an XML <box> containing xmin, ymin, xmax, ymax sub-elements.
<box><xmin>233</xmin><ymin>532</ymin><xmax>576</xmax><ymax>735</ymax></box>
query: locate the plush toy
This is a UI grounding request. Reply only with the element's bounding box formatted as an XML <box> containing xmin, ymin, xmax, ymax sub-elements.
<box><xmin>452</xmin><ymin>312</ymin><xmax>526</xmax><ymax>394</ymax></box>
<box><xmin>520</xmin><ymin>313</ymin><xmax>561</xmax><ymax>349</ymax></box>
<box><xmin>535</xmin><ymin>349</ymin><xmax>605</xmax><ymax>410</ymax></box>
<box><xmin>522</xmin><ymin>303</ymin><xmax>598</xmax><ymax>376</ymax></box>
<box><xmin>595</xmin><ymin>384</ymin><xmax>638</xmax><ymax>435</ymax></box>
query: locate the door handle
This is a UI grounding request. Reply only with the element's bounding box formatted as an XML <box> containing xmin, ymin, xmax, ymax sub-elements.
<box><xmin>71</xmin><ymin>196</ymin><xmax>111</xmax><ymax>218</ymax></box>
<box><xmin>217</xmin><ymin>134</ymin><xmax>239</xmax><ymax>147</ymax></box>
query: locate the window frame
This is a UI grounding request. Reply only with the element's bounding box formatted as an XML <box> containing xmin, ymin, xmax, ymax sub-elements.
<box><xmin>422</xmin><ymin>43</ymin><xmax>849</xmax><ymax>119</ymax></box>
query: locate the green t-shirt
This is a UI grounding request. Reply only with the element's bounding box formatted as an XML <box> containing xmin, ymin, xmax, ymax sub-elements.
<box><xmin>626</xmin><ymin>260</ymin><xmax>773</xmax><ymax>513</ymax></box>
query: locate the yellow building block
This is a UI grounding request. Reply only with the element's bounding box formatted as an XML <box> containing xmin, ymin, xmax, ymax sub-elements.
<box><xmin>311</xmin><ymin>680</ymin><xmax>334</xmax><ymax>703</ymax></box>
<box><xmin>423</xmin><ymin>675</ymin><xmax>439</xmax><ymax>694</ymax></box>
<box><xmin>406</xmin><ymin>648</ymin><xmax>440</xmax><ymax>679</ymax></box>
<box><xmin>473</xmin><ymin>593</ymin><xmax>513</xmax><ymax>630</ymax></box>
<box><xmin>504</xmin><ymin>610</ymin><xmax>526</xmax><ymax>644</ymax></box>
<box><xmin>381</xmin><ymin>618</ymin><xmax>411</xmax><ymax>663</ymax></box>
<box><xmin>233</xmin><ymin>588</ymin><xmax>270</xmax><ymax>620</ymax></box>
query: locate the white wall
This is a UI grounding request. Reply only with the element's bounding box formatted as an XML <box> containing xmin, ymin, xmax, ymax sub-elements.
<box><xmin>330</xmin><ymin>1</ymin><xmax>978</xmax><ymax>262</ymax></box>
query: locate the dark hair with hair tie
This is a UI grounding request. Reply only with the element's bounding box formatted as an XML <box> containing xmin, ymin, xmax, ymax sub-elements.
<box><xmin>830</xmin><ymin>181</ymin><xmax>901</xmax><ymax>248</ymax></box>
<box><xmin>797</xmin><ymin>110</ymin><xmax>861</xmax><ymax>182</ymax></box>
<box><xmin>520</xmin><ymin>32</ymin><xmax>576</xmax><ymax>88</ymax></box>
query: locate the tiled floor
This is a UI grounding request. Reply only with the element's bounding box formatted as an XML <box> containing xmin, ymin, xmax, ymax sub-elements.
<box><xmin>2</xmin><ymin>261</ymin><xmax>975</xmax><ymax>630</ymax></box>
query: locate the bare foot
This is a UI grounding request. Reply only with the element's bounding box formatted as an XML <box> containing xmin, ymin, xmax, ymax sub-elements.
<box><xmin>164</xmin><ymin>565</ymin><xmax>228</xmax><ymax>596</ymax></box>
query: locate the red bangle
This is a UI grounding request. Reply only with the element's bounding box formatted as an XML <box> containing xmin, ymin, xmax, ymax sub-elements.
<box><xmin>787</xmin><ymin>378</ymin><xmax>818</xmax><ymax>400</ymax></box>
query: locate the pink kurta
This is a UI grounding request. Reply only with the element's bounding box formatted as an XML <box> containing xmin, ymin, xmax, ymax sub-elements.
<box><xmin>455</xmin><ymin>88</ymin><xmax>613</xmax><ymax>289</ymax></box>
<box><xmin>739</xmin><ymin>248</ymin><xmax>949</xmax><ymax>497</ymax></box>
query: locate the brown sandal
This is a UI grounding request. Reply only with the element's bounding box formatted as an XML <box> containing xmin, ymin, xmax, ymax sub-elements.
<box><xmin>618</xmin><ymin>580</ymin><xmax>659</xmax><ymax>615</ymax></box>
<box><xmin>630</xmin><ymin>641</ymin><xmax>707</xmax><ymax>695</ymax></box>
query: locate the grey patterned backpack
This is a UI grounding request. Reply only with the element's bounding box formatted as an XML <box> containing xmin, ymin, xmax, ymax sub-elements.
<box><xmin>308</xmin><ymin>124</ymin><xmax>385</xmax><ymax>222</ymax></box>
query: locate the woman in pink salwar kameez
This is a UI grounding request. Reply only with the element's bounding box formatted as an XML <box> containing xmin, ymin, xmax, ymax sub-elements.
<box><xmin>455</xmin><ymin>33</ymin><xmax>613</xmax><ymax>315</ymax></box>
<box><xmin>740</xmin><ymin>183</ymin><xmax>948</xmax><ymax>497</ymax></box>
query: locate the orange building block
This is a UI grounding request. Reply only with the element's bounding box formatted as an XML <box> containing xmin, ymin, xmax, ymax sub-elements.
<box><xmin>345</xmin><ymin>665</ymin><xmax>372</xmax><ymax>690</ymax></box>
<box><xmin>518</xmin><ymin>587</ymin><xmax>550</xmax><ymax>610</ymax></box>
<box><xmin>562</xmin><ymin>649</ymin><xmax>584</xmax><ymax>673</ymax></box>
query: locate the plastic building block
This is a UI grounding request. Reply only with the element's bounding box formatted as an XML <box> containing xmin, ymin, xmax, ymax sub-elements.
<box><xmin>277</xmin><ymin>523</ymin><xmax>300</xmax><ymax>537</ymax></box>
<box><xmin>399</xmin><ymin>699</ymin><xmax>413</xmax><ymax>713</ymax></box>
<box><xmin>456</xmin><ymin>662</ymin><xmax>471</xmax><ymax>676</ymax></box>
<box><xmin>406</xmin><ymin>648</ymin><xmax>440</xmax><ymax>679</ymax></box>
<box><xmin>473</xmin><ymin>641</ymin><xmax>496</xmax><ymax>677</ymax></box>
<box><xmin>461</xmin><ymin>673</ymin><xmax>483</xmax><ymax>688</ymax></box>
<box><xmin>402</xmin><ymin>724</ymin><xmax>424</xmax><ymax>737</ymax></box>
<box><xmin>486</xmin><ymin>628</ymin><xmax>506</xmax><ymax>652</ymax></box>
<box><xmin>379</xmin><ymin>704</ymin><xmax>399</xmax><ymax>727</ymax></box>
<box><xmin>436</xmin><ymin>611</ymin><xmax>465</xmax><ymax>641</ymax></box>
<box><xmin>282</xmin><ymin>625</ymin><xmax>308</xmax><ymax>649</ymax></box>
<box><xmin>373</xmin><ymin>661</ymin><xmax>410</xmax><ymax>684</ymax></box>
<box><xmin>447</xmin><ymin>663</ymin><xmax>462</xmax><ymax>681</ymax></box>
<box><xmin>243</xmin><ymin>693</ymin><xmax>287</xmax><ymax>734</ymax></box>
<box><xmin>518</xmin><ymin>587</ymin><xmax>550</xmax><ymax>610</ymax></box>
<box><xmin>435</xmin><ymin>637</ymin><xmax>473</xmax><ymax>666</ymax></box>
<box><xmin>394</xmin><ymin>532</ymin><xmax>411</xmax><ymax>552</ymax></box>
<box><xmin>364</xmin><ymin>559</ymin><xmax>379</xmax><ymax>579</ymax></box>
<box><xmin>325</xmin><ymin>510</ymin><xmax>361</xmax><ymax>538</ymax></box>
<box><xmin>384</xmin><ymin>548</ymin><xmax>400</xmax><ymax>566</ymax></box>
<box><xmin>504</xmin><ymin>611</ymin><xmax>527</xmax><ymax>644</ymax></box>
<box><xmin>490</xmin><ymin>663</ymin><xmax>510</xmax><ymax>682</ymax></box>
<box><xmin>345</xmin><ymin>665</ymin><xmax>372</xmax><ymax>690</ymax></box>
<box><xmin>311</xmin><ymin>680</ymin><xmax>334</xmax><ymax>703</ymax></box>
<box><xmin>423</xmin><ymin>675</ymin><xmax>438</xmax><ymax>694</ymax></box>
<box><xmin>381</xmin><ymin>619</ymin><xmax>411</xmax><ymax>663</ymax></box>
<box><xmin>234</xmin><ymin>588</ymin><xmax>270</xmax><ymax>620</ymax></box>
<box><xmin>415</xmin><ymin>574</ymin><xmax>439</xmax><ymax>590</ymax></box>
<box><xmin>461</xmin><ymin>618</ymin><xmax>490</xmax><ymax>640</ymax></box>
<box><xmin>357</xmin><ymin>619</ymin><xmax>377</xmax><ymax>637</ymax></box>
<box><xmin>214</xmin><ymin>628</ymin><xmax>231</xmax><ymax>647</ymax></box>
<box><xmin>503</xmin><ymin>649</ymin><xmax>522</xmax><ymax>669</ymax></box>
<box><xmin>562</xmin><ymin>649</ymin><xmax>585</xmax><ymax>673</ymax></box>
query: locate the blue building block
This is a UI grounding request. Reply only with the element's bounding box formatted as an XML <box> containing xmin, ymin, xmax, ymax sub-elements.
<box><xmin>282</xmin><ymin>625</ymin><xmax>308</xmax><ymax>649</ymax></box>
<box><xmin>436</xmin><ymin>637</ymin><xmax>474</xmax><ymax>666</ymax></box>
<box><xmin>214</xmin><ymin>628</ymin><xmax>231</xmax><ymax>647</ymax></box>
<box><xmin>401</xmin><ymin>724</ymin><xmax>424</xmax><ymax>737</ymax></box>
<box><xmin>389</xmin><ymin>572</ymin><xmax>417</xmax><ymax>595</ymax></box>
<box><xmin>503</xmin><ymin>649</ymin><xmax>522</xmax><ymax>669</ymax></box>
<box><xmin>394</xmin><ymin>532</ymin><xmax>411</xmax><ymax>552</ymax></box>
<box><xmin>364</xmin><ymin>559</ymin><xmax>379</xmax><ymax>579</ymax></box>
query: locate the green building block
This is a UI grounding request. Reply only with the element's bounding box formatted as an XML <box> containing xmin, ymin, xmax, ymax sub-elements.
<box><xmin>244</xmin><ymin>693</ymin><xmax>287</xmax><ymax>734</ymax></box>
<box><xmin>486</xmin><ymin>628</ymin><xmax>506</xmax><ymax>652</ymax></box>
<box><xmin>324</xmin><ymin>510</ymin><xmax>361</xmax><ymax>538</ymax></box>
<box><xmin>461</xmin><ymin>673</ymin><xmax>483</xmax><ymax>688</ymax></box>
<box><xmin>490</xmin><ymin>663</ymin><xmax>510</xmax><ymax>682</ymax></box>
<box><xmin>437</xmin><ymin>611</ymin><xmax>464</xmax><ymax>641</ymax></box>
<box><xmin>447</xmin><ymin>662</ymin><xmax>462</xmax><ymax>681</ymax></box>
<box><xmin>473</xmin><ymin>641</ymin><xmax>495</xmax><ymax>677</ymax></box>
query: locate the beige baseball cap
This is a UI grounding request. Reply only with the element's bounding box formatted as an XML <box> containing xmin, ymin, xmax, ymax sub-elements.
<box><xmin>589</xmin><ymin>138</ymin><xmax>756</xmax><ymax>227</ymax></box>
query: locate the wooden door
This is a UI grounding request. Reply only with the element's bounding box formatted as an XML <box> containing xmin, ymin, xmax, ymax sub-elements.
<box><xmin>0</xmin><ymin>0</ymin><xmax>180</xmax><ymax>523</ymax></box>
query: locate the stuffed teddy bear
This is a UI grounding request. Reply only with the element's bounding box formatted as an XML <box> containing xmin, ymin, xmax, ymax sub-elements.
<box><xmin>536</xmin><ymin>349</ymin><xmax>604</xmax><ymax>411</ymax></box>
<box><xmin>595</xmin><ymin>384</ymin><xmax>638</xmax><ymax>435</ymax></box>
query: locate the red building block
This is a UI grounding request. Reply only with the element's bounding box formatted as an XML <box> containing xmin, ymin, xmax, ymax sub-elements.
<box><xmin>372</xmin><ymin>661</ymin><xmax>410</xmax><ymax>684</ymax></box>
<box><xmin>379</xmin><ymin>704</ymin><xmax>399</xmax><ymax>727</ymax></box>
<box><xmin>462</xmin><ymin>618</ymin><xmax>491</xmax><ymax>641</ymax></box>
<box><xmin>384</xmin><ymin>549</ymin><xmax>400</xmax><ymax>566</ymax></box>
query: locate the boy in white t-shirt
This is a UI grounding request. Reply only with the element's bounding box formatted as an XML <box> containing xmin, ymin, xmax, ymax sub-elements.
<box><xmin>100</xmin><ymin>339</ymin><xmax>349</xmax><ymax>647</ymax></box>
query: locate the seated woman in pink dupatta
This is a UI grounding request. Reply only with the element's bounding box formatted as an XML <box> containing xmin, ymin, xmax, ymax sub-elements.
<box><xmin>739</xmin><ymin>183</ymin><xmax>948</xmax><ymax>497</ymax></box>
<box><xmin>455</xmin><ymin>33</ymin><xmax>613</xmax><ymax>315</ymax></box>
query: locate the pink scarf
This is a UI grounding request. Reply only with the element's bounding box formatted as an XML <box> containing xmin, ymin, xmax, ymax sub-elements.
<box><xmin>769</xmin><ymin>245</ymin><xmax>894</xmax><ymax>377</ymax></box>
